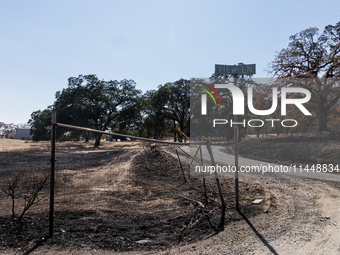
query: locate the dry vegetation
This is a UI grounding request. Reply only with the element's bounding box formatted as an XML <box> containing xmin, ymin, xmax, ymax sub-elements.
<box><xmin>1</xmin><ymin>135</ymin><xmax>340</xmax><ymax>254</ymax></box>
<box><xmin>0</xmin><ymin>139</ymin><xmax>273</xmax><ymax>253</ymax></box>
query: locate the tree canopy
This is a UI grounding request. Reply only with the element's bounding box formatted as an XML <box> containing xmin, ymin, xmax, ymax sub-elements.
<box><xmin>270</xmin><ymin>22</ymin><xmax>340</xmax><ymax>131</ymax></box>
<box><xmin>53</xmin><ymin>75</ymin><xmax>142</xmax><ymax>147</ymax></box>
<box><xmin>28</xmin><ymin>75</ymin><xmax>191</xmax><ymax>144</ymax></box>
<box><xmin>28</xmin><ymin>109</ymin><xmax>51</xmax><ymax>141</ymax></box>
<box><xmin>140</xmin><ymin>79</ymin><xmax>190</xmax><ymax>141</ymax></box>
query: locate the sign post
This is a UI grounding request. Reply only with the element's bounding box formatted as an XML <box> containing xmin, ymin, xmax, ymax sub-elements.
<box><xmin>233</xmin><ymin>76</ymin><xmax>239</xmax><ymax>211</ymax></box>
<box><xmin>215</xmin><ymin>63</ymin><xmax>256</xmax><ymax>211</ymax></box>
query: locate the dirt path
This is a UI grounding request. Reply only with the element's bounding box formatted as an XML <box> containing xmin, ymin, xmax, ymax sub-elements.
<box><xmin>276</xmin><ymin>182</ymin><xmax>340</xmax><ymax>255</ymax></box>
<box><xmin>166</xmin><ymin>179</ymin><xmax>340</xmax><ymax>255</ymax></box>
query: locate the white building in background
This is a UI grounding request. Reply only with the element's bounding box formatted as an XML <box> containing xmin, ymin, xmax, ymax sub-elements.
<box><xmin>8</xmin><ymin>132</ymin><xmax>16</xmax><ymax>139</ymax></box>
<box><xmin>15</xmin><ymin>128</ymin><xmax>31</xmax><ymax>139</ymax></box>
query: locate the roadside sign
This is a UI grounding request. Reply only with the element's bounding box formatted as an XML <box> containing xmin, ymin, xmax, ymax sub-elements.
<box><xmin>213</xmin><ymin>62</ymin><xmax>256</xmax><ymax>211</ymax></box>
<box><xmin>215</xmin><ymin>64</ymin><xmax>256</xmax><ymax>75</ymax></box>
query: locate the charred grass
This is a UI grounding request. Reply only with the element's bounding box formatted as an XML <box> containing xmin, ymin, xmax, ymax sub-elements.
<box><xmin>0</xmin><ymin>141</ymin><xmax>275</xmax><ymax>253</ymax></box>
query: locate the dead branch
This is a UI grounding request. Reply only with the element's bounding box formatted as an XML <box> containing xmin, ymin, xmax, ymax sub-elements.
<box><xmin>1</xmin><ymin>171</ymin><xmax>25</xmax><ymax>219</ymax></box>
<box><xmin>175</xmin><ymin>149</ymin><xmax>187</xmax><ymax>182</ymax></box>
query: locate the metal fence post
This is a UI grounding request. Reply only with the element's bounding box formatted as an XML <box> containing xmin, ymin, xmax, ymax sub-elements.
<box><xmin>206</xmin><ymin>138</ymin><xmax>226</xmax><ymax>230</ymax></box>
<box><xmin>49</xmin><ymin>110</ymin><xmax>56</xmax><ymax>237</ymax></box>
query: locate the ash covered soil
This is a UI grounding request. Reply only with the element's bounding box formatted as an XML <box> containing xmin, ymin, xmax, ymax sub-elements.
<box><xmin>0</xmin><ymin>141</ymin><xmax>273</xmax><ymax>254</ymax></box>
<box><xmin>1</xmin><ymin>137</ymin><xmax>340</xmax><ymax>254</ymax></box>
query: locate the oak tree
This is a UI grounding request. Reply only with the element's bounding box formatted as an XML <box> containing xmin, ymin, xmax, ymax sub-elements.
<box><xmin>270</xmin><ymin>22</ymin><xmax>340</xmax><ymax>131</ymax></box>
<box><xmin>54</xmin><ymin>75</ymin><xmax>141</xmax><ymax>147</ymax></box>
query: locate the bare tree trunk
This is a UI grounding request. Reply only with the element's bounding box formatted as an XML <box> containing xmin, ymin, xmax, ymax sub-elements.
<box><xmin>318</xmin><ymin>108</ymin><xmax>328</xmax><ymax>132</ymax></box>
<box><xmin>83</xmin><ymin>132</ymin><xmax>89</xmax><ymax>142</ymax></box>
<box><xmin>94</xmin><ymin>133</ymin><xmax>102</xmax><ymax>148</ymax></box>
<box><xmin>173</xmin><ymin>120</ymin><xmax>177</xmax><ymax>142</ymax></box>
<box><xmin>256</xmin><ymin>128</ymin><xmax>260</xmax><ymax>138</ymax></box>
<box><xmin>12</xmin><ymin>197</ymin><xmax>15</xmax><ymax>219</ymax></box>
<box><xmin>275</xmin><ymin>121</ymin><xmax>280</xmax><ymax>136</ymax></box>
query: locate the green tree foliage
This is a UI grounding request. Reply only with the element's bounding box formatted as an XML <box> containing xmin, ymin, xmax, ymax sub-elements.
<box><xmin>142</xmin><ymin>88</ymin><xmax>171</xmax><ymax>139</ymax></box>
<box><xmin>270</xmin><ymin>22</ymin><xmax>340</xmax><ymax>131</ymax></box>
<box><xmin>28</xmin><ymin>75</ymin><xmax>192</xmax><ymax>143</ymax></box>
<box><xmin>167</xmin><ymin>79</ymin><xmax>190</xmax><ymax>141</ymax></box>
<box><xmin>142</xmin><ymin>79</ymin><xmax>190</xmax><ymax>141</ymax></box>
<box><xmin>28</xmin><ymin>109</ymin><xmax>52</xmax><ymax>141</ymax></box>
<box><xmin>54</xmin><ymin>75</ymin><xmax>141</xmax><ymax>147</ymax></box>
<box><xmin>114</xmin><ymin>95</ymin><xmax>147</xmax><ymax>137</ymax></box>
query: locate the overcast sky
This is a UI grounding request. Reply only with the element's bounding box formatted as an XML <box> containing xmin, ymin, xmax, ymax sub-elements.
<box><xmin>1</xmin><ymin>0</ymin><xmax>340</xmax><ymax>124</ymax></box>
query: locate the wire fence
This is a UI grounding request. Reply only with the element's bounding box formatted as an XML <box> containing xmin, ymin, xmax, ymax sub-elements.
<box><xmin>0</xmin><ymin>117</ymin><xmax>233</xmax><ymax>252</ymax></box>
<box><xmin>50</xmin><ymin>121</ymin><xmax>227</xmax><ymax>236</ymax></box>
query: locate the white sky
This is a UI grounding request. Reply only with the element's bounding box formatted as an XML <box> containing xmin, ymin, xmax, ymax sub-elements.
<box><xmin>1</xmin><ymin>0</ymin><xmax>340</xmax><ymax>124</ymax></box>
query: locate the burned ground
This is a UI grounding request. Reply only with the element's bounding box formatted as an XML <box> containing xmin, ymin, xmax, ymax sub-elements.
<box><xmin>0</xmin><ymin>141</ymin><xmax>273</xmax><ymax>253</ymax></box>
<box><xmin>1</xmin><ymin>137</ymin><xmax>340</xmax><ymax>254</ymax></box>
